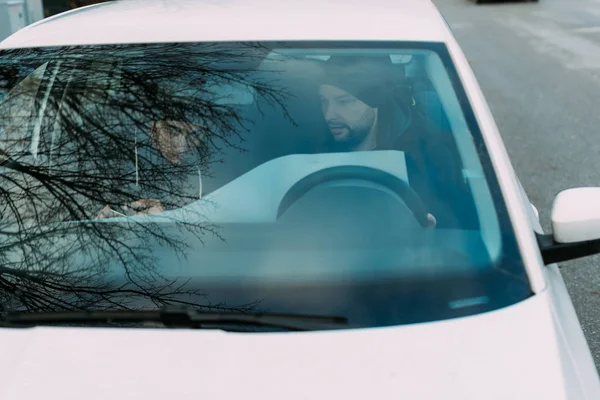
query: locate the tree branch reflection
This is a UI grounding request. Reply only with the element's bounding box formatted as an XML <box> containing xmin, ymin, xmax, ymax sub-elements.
<box><xmin>0</xmin><ymin>42</ymin><xmax>293</xmax><ymax>314</ymax></box>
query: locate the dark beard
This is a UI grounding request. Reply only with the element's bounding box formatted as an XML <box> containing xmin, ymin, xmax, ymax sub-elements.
<box><xmin>329</xmin><ymin>125</ymin><xmax>371</xmax><ymax>152</ymax></box>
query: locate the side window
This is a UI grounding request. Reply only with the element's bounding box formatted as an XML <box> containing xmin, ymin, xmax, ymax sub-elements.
<box><xmin>0</xmin><ymin>62</ymin><xmax>49</xmax><ymax>159</ymax></box>
<box><xmin>48</xmin><ymin>61</ymin><xmax>128</xmax><ymax>168</ymax></box>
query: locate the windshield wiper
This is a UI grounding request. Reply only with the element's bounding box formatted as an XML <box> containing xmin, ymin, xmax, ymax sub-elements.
<box><xmin>1</xmin><ymin>307</ymin><xmax>349</xmax><ymax>331</ymax></box>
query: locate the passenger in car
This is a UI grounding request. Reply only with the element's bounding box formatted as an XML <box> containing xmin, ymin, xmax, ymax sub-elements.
<box><xmin>316</xmin><ymin>55</ymin><xmax>463</xmax><ymax>228</ymax></box>
<box><xmin>96</xmin><ymin>119</ymin><xmax>203</xmax><ymax>218</ymax></box>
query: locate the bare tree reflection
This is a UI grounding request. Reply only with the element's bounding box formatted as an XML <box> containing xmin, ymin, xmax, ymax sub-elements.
<box><xmin>0</xmin><ymin>42</ymin><xmax>294</xmax><ymax>314</ymax></box>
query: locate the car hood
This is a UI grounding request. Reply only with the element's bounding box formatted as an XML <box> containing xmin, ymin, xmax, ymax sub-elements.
<box><xmin>0</xmin><ymin>291</ymin><xmax>590</xmax><ymax>400</ymax></box>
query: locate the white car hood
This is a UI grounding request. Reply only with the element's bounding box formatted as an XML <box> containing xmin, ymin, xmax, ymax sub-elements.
<box><xmin>0</xmin><ymin>291</ymin><xmax>586</xmax><ymax>400</ymax></box>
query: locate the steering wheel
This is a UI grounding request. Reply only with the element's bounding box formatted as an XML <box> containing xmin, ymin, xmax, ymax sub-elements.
<box><xmin>276</xmin><ymin>166</ymin><xmax>430</xmax><ymax>227</ymax></box>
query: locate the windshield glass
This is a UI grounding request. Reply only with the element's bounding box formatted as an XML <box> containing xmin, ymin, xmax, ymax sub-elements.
<box><xmin>0</xmin><ymin>41</ymin><xmax>530</xmax><ymax>328</ymax></box>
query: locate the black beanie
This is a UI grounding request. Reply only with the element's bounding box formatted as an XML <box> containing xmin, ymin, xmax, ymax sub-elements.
<box><xmin>320</xmin><ymin>55</ymin><xmax>398</xmax><ymax>108</ymax></box>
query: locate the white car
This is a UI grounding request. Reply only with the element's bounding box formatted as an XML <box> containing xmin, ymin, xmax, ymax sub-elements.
<box><xmin>0</xmin><ymin>0</ymin><xmax>599</xmax><ymax>399</ymax></box>
<box><xmin>473</xmin><ymin>0</ymin><xmax>539</xmax><ymax>4</ymax></box>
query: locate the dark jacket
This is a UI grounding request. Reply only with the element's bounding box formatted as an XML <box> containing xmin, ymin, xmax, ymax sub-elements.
<box><xmin>316</xmin><ymin>90</ymin><xmax>468</xmax><ymax>228</ymax></box>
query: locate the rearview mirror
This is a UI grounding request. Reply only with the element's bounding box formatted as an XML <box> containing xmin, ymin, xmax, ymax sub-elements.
<box><xmin>538</xmin><ymin>187</ymin><xmax>600</xmax><ymax>264</ymax></box>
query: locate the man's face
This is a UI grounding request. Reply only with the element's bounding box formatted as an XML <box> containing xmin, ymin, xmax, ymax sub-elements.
<box><xmin>318</xmin><ymin>84</ymin><xmax>376</xmax><ymax>145</ymax></box>
<box><xmin>152</xmin><ymin>120</ymin><xmax>193</xmax><ymax>164</ymax></box>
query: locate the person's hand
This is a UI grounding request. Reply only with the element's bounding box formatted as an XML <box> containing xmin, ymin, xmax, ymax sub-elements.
<box><xmin>95</xmin><ymin>200</ymin><xmax>165</xmax><ymax>219</ymax></box>
<box><xmin>126</xmin><ymin>199</ymin><xmax>165</xmax><ymax>215</ymax></box>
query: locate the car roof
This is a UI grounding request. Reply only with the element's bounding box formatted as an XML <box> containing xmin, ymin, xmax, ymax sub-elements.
<box><xmin>0</xmin><ymin>0</ymin><xmax>450</xmax><ymax>49</ymax></box>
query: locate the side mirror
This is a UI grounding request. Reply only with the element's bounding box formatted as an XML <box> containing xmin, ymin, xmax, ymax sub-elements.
<box><xmin>552</xmin><ymin>188</ymin><xmax>600</xmax><ymax>243</ymax></box>
<box><xmin>538</xmin><ymin>188</ymin><xmax>600</xmax><ymax>264</ymax></box>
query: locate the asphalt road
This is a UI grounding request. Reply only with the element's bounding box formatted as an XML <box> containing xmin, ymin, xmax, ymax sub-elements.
<box><xmin>433</xmin><ymin>0</ymin><xmax>600</xmax><ymax>370</ymax></box>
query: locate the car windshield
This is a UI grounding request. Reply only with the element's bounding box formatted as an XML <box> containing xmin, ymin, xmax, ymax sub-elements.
<box><xmin>0</xmin><ymin>41</ymin><xmax>530</xmax><ymax>328</ymax></box>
